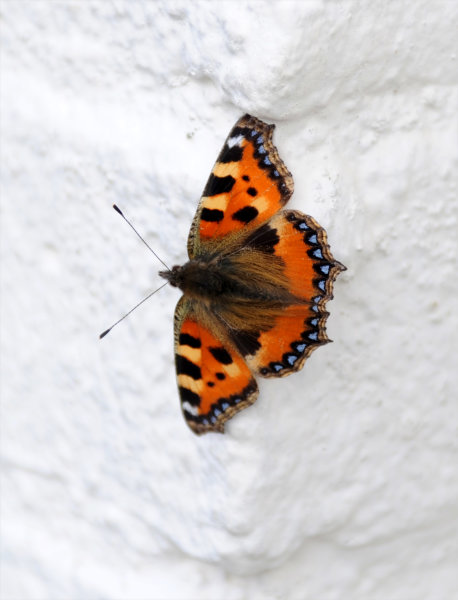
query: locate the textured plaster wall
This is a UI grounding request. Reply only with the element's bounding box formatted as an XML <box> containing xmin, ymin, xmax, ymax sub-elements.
<box><xmin>1</xmin><ymin>2</ymin><xmax>457</xmax><ymax>599</ymax></box>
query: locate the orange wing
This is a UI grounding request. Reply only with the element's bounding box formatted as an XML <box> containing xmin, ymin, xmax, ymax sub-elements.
<box><xmin>173</xmin><ymin>298</ymin><xmax>258</xmax><ymax>434</ymax></box>
<box><xmin>187</xmin><ymin>114</ymin><xmax>293</xmax><ymax>258</ymax></box>
<box><xmin>241</xmin><ymin>210</ymin><xmax>345</xmax><ymax>376</ymax></box>
<box><xmin>245</xmin><ymin>304</ymin><xmax>330</xmax><ymax>377</ymax></box>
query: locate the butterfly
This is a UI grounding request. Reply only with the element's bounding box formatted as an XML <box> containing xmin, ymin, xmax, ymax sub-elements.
<box><xmin>160</xmin><ymin>114</ymin><xmax>345</xmax><ymax>435</ymax></box>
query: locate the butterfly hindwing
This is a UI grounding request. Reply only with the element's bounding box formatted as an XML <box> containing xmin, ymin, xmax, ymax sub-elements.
<box><xmin>268</xmin><ymin>210</ymin><xmax>345</xmax><ymax>304</ymax></box>
<box><xmin>244</xmin><ymin>304</ymin><xmax>330</xmax><ymax>378</ymax></box>
<box><xmin>237</xmin><ymin>210</ymin><xmax>345</xmax><ymax>377</ymax></box>
<box><xmin>187</xmin><ymin>114</ymin><xmax>294</xmax><ymax>258</ymax></box>
<box><xmin>174</xmin><ymin>298</ymin><xmax>258</xmax><ymax>434</ymax></box>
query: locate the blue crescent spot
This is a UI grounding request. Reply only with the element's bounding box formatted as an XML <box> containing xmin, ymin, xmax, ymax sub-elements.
<box><xmin>213</xmin><ymin>409</ymin><xmax>221</xmax><ymax>417</ymax></box>
<box><xmin>299</xmin><ymin>222</ymin><xmax>308</xmax><ymax>230</ymax></box>
<box><xmin>308</xmin><ymin>332</ymin><xmax>318</xmax><ymax>341</ymax></box>
<box><xmin>258</xmin><ymin>145</ymin><xmax>266</xmax><ymax>154</ymax></box>
<box><xmin>264</xmin><ymin>157</ymin><xmax>271</xmax><ymax>165</ymax></box>
<box><xmin>310</xmin><ymin>318</ymin><xmax>318</xmax><ymax>326</ymax></box>
<box><xmin>221</xmin><ymin>402</ymin><xmax>230</xmax><ymax>411</ymax></box>
<box><xmin>251</xmin><ymin>130</ymin><xmax>257</xmax><ymax>137</ymax></box>
<box><xmin>210</xmin><ymin>416</ymin><xmax>217</xmax><ymax>423</ymax></box>
<box><xmin>313</xmin><ymin>249</ymin><xmax>323</xmax><ymax>258</ymax></box>
<box><xmin>273</xmin><ymin>363</ymin><xmax>283</xmax><ymax>372</ymax></box>
<box><xmin>318</xmin><ymin>280</ymin><xmax>326</xmax><ymax>291</ymax></box>
<box><xmin>314</xmin><ymin>296</ymin><xmax>321</xmax><ymax>303</ymax></box>
<box><xmin>273</xmin><ymin>170</ymin><xmax>279</xmax><ymax>177</ymax></box>
<box><xmin>312</xmin><ymin>305</ymin><xmax>319</xmax><ymax>312</ymax></box>
<box><xmin>234</xmin><ymin>397</ymin><xmax>242</xmax><ymax>404</ymax></box>
<box><xmin>296</xmin><ymin>343</ymin><xmax>306</xmax><ymax>353</ymax></box>
<box><xmin>320</xmin><ymin>265</ymin><xmax>330</xmax><ymax>274</ymax></box>
<box><xmin>308</xmin><ymin>234</ymin><xmax>317</xmax><ymax>244</ymax></box>
<box><xmin>287</xmin><ymin>354</ymin><xmax>298</xmax><ymax>365</ymax></box>
<box><xmin>257</xmin><ymin>135</ymin><xmax>264</xmax><ymax>143</ymax></box>
<box><xmin>202</xmin><ymin>419</ymin><xmax>209</xmax><ymax>425</ymax></box>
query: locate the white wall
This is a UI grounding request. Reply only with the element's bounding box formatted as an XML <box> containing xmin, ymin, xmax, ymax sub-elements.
<box><xmin>1</xmin><ymin>2</ymin><xmax>457</xmax><ymax>599</ymax></box>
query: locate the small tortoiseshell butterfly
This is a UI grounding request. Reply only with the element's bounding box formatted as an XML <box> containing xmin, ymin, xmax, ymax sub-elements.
<box><xmin>160</xmin><ymin>114</ymin><xmax>345</xmax><ymax>435</ymax></box>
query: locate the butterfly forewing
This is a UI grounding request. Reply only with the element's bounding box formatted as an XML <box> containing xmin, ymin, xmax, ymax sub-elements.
<box><xmin>187</xmin><ymin>114</ymin><xmax>294</xmax><ymax>258</ymax></box>
<box><xmin>174</xmin><ymin>298</ymin><xmax>258</xmax><ymax>434</ymax></box>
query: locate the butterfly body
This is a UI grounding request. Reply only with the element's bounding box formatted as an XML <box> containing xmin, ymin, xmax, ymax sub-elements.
<box><xmin>165</xmin><ymin>114</ymin><xmax>345</xmax><ymax>435</ymax></box>
<box><xmin>161</xmin><ymin>245</ymin><xmax>295</xmax><ymax>305</ymax></box>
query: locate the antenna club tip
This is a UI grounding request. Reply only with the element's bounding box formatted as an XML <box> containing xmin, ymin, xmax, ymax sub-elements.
<box><xmin>99</xmin><ymin>328</ymin><xmax>111</xmax><ymax>339</ymax></box>
<box><xmin>113</xmin><ymin>204</ymin><xmax>123</xmax><ymax>216</ymax></box>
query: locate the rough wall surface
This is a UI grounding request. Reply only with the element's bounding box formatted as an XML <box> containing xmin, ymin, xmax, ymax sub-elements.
<box><xmin>1</xmin><ymin>1</ymin><xmax>457</xmax><ymax>599</ymax></box>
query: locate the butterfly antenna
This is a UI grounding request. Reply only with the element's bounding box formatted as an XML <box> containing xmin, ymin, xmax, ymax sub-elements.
<box><xmin>112</xmin><ymin>204</ymin><xmax>171</xmax><ymax>272</ymax></box>
<box><xmin>99</xmin><ymin>281</ymin><xmax>169</xmax><ymax>339</ymax></box>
